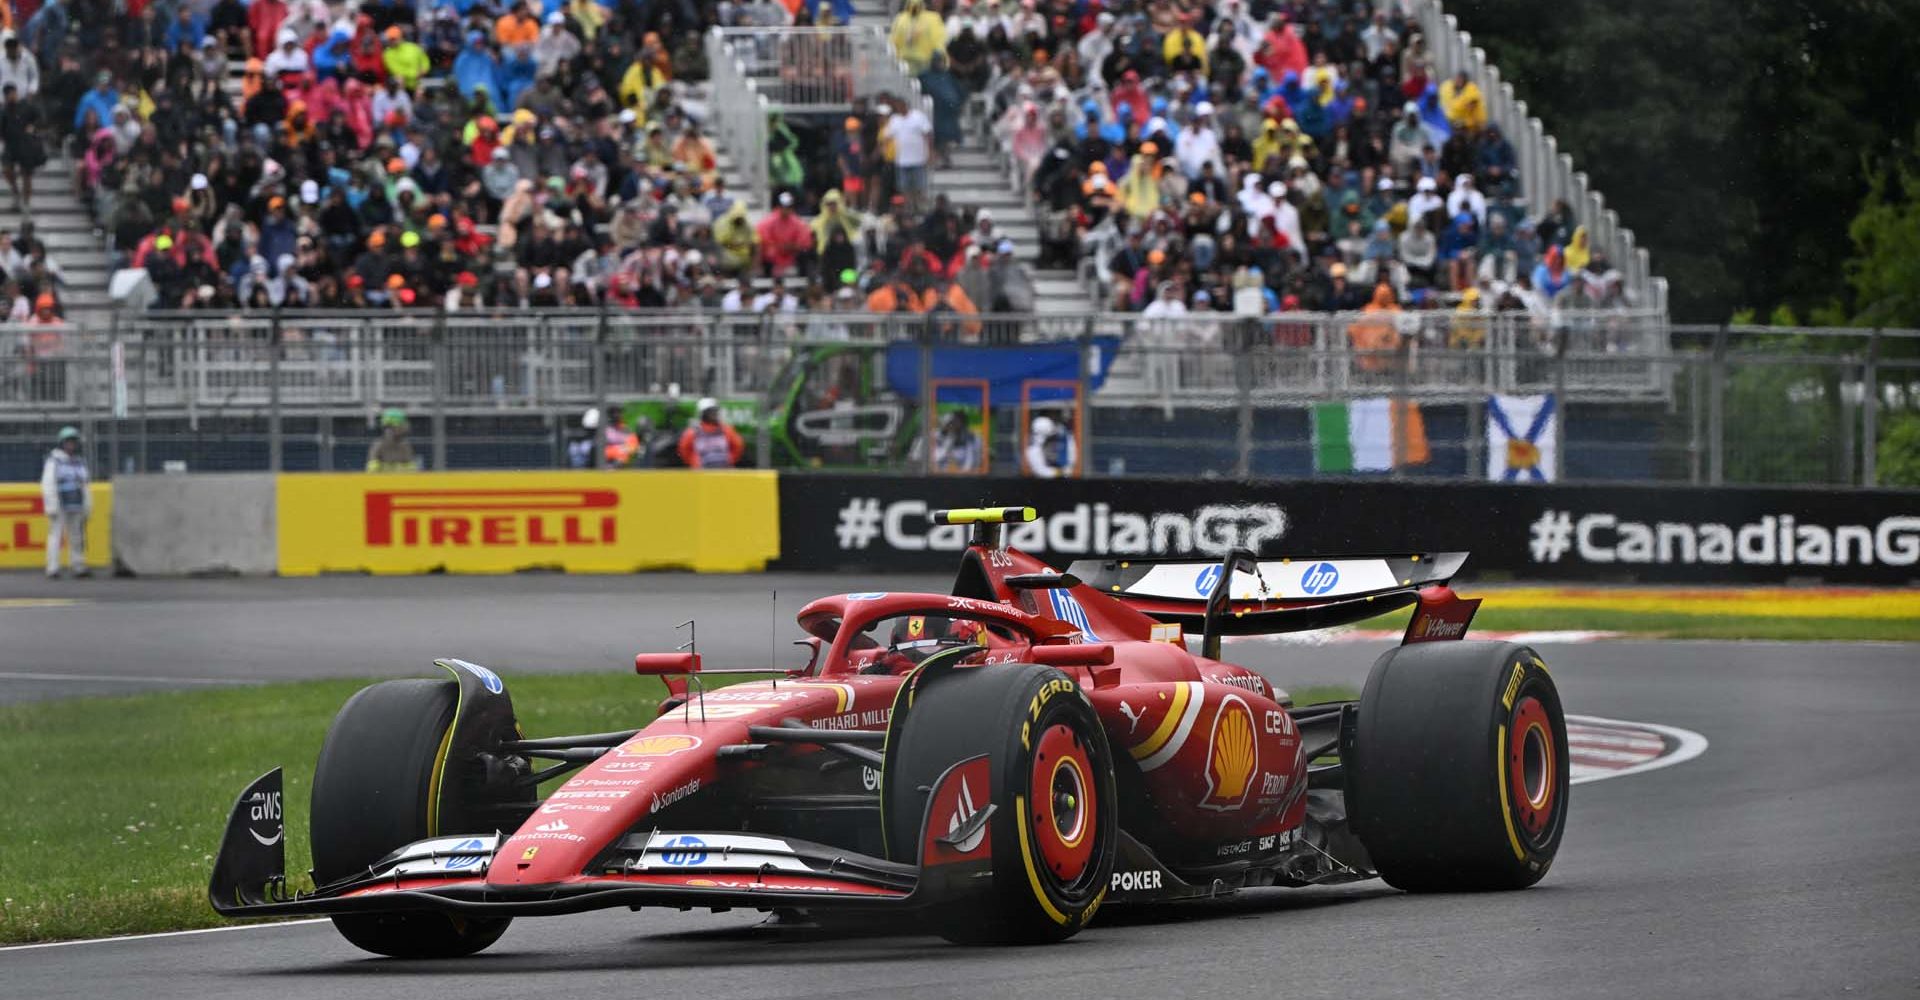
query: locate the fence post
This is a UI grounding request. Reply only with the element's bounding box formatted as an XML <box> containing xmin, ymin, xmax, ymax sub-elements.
<box><xmin>137</xmin><ymin>332</ymin><xmax>149</xmax><ymax>474</ymax></box>
<box><xmin>1708</xmin><ymin>324</ymin><xmax>1727</xmax><ymax>486</ymax></box>
<box><xmin>1078</xmin><ymin>317</ymin><xmax>1096</xmax><ymax>477</ymax></box>
<box><xmin>919</xmin><ymin>334</ymin><xmax>935</xmax><ymax>476</ymax></box>
<box><xmin>431</xmin><ymin>306</ymin><xmax>449</xmax><ymax>471</ymax></box>
<box><xmin>592</xmin><ymin>300</ymin><xmax>609</xmax><ymax>470</ymax></box>
<box><xmin>268</xmin><ymin>309</ymin><xmax>283</xmax><ymax>473</ymax></box>
<box><xmin>1863</xmin><ymin>328</ymin><xmax>1881</xmax><ymax>487</ymax></box>
<box><xmin>1687</xmin><ymin>357</ymin><xmax>1703</xmax><ymax>485</ymax></box>
<box><xmin>1552</xmin><ymin>326</ymin><xmax>1568</xmax><ymax>480</ymax></box>
<box><xmin>1390</xmin><ymin>333</ymin><xmax>1413</xmax><ymax>477</ymax></box>
<box><xmin>106</xmin><ymin>313</ymin><xmax>121</xmax><ymax>478</ymax></box>
<box><xmin>755</xmin><ymin>321</ymin><xmax>774</xmax><ymax>470</ymax></box>
<box><xmin>1466</xmin><ymin>396</ymin><xmax>1484</xmax><ymax>481</ymax></box>
<box><xmin>1233</xmin><ymin>331</ymin><xmax>1253</xmax><ymax>480</ymax></box>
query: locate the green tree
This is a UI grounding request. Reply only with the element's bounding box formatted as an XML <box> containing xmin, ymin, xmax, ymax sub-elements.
<box><xmin>1450</xmin><ymin>0</ymin><xmax>1920</xmax><ymax>323</ymax></box>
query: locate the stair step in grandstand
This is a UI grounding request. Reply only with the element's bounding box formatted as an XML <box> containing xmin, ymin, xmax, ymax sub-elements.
<box><xmin>0</xmin><ymin>155</ymin><xmax>112</xmax><ymax>315</ymax></box>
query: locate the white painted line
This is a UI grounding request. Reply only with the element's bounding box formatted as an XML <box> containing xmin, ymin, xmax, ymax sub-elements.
<box><xmin>1570</xmin><ymin>745</ymin><xmax>1663</xmax><ymax>766</ymax></box>
<box><xmin>0</xmin><ymin>919</ymin><xmax>329</xmax><ymax>953</ymax></box>
<box><xmin>0</xmin><ymin>671</ymin><xmax>248</xmax><ymax>686</ymax></box>
<box><xmin>1564</xmin><ymin>713</ymin><xmax>1709</xmax><ymax>785</ymax></box>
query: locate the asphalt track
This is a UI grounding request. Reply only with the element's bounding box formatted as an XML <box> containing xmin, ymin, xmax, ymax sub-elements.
<box><xmin>4</xmin><ymin>572</ymin><xmax>1919</xmax><ymax>998</ymax></box>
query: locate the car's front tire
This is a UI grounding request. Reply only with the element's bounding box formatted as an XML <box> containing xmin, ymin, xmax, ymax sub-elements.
<box><xmin>884</xmin><ymin>663</ymin><xmax>1118</xmax><ymax>944</ymax></box>
<box><xmin>310</xmin><ymin>678</ymin><xmax>511</xmax><ymax>958</ymax></box>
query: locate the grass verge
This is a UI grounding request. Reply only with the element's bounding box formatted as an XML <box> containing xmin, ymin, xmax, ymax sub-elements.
<box><xmin>0</xmin><ymin>672</ymin><xmax>1357</xmax><ymax>945</ymax></box>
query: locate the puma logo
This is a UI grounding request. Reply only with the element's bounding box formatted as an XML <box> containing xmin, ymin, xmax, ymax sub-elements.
<box><xmin>1119</xmin><ymin>700</ymin><xmax>1144</xmax><ymax>734</ymax></box>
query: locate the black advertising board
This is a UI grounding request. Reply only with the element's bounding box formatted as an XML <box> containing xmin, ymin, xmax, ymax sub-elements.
<box><xmin>775</xmin><ymin>475</ymin><xmax>1920</xmax><ymax>585</ymax></box>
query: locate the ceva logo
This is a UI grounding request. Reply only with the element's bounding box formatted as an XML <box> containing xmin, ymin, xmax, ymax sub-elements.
<box><xmin>365</xmin><ymin>490</ymin><xmax>618</xmax><ymax>548</ymax></box>
<box><xmin>0</xmin><ymin>495</ymin><xmax>46</xmax><ymax>551</ymax></box>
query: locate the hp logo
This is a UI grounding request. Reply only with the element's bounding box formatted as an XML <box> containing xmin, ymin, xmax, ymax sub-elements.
<box><xmin>660</xmin><ymin>835</ymin><xmax>709</xmax><ymax>866</ymax></box>
<box><xmin>1300</xmin><ymin>562</ymin><xmax>1340</xmax><ymax>596</ymax></box>
<box><xmin>1194</xmin><ymin>564</ymin><xmax>1223</xmax><ymax>596</ymax></box>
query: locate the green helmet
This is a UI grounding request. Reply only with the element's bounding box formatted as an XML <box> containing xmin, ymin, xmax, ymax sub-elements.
<box><xmin>57</xmin><ymin>426</ymin><xmax>80</xmax><ymax>441</ymax></box>
<box><xmin>380</xmin><ymin>408</ymin><xmax>408</xmax><ymax>428</ymax></box>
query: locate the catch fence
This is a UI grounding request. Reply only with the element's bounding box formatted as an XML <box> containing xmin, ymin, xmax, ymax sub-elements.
<box><xmin>2</xmin><ymin>310</ymin><xmax>1911</xmax><ymax>488</ymax></box>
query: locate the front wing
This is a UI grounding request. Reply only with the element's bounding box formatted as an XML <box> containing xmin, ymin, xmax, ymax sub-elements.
<box><xmin>210</xmin><ymin>768</ymin><xmax>958</xmax><ymax>919</ymax></box>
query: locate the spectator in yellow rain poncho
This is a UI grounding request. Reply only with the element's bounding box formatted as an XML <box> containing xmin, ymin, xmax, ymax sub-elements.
<box><xmin>1117</xmin><ymin>143</ymin><xmax>1163</xmax><ymax>221</ymax></box>
<box><xmin>1439</xmin><ymin>70</ymin><xmax>1487</xmax><ymax>130</ymax></box>
<box><xmin>889</xmin><ymin>0</ymin><xmax>947</xmax><ymax>74</ymax></box>
<box><xmin>810</xmin><ymin>190</ymin><xmax>862</xmax><ymax>252</ymax></box>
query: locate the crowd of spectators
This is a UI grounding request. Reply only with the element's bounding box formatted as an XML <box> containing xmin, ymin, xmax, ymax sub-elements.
<box><xmin>925</xmin><ymin>0</ymin><xmax>1638</xmax><ymax>338</ymax></box>
<box><xmin>0</xmin><ymin>0</ymin><xmax>1040</xmax><ymax>325</ymax></box>
<box><xmin>1</xmin><ymin>0</ymin><xmax>1636</xmax><ymax>340</ymax></box>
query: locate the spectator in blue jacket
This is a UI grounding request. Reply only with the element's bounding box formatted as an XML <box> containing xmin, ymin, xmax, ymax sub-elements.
<box><xmin>1477</xmin><ymin>124</ymin><xmax>1517</xmax><ymax>194</ymax></box>
<box><xmin>23</xmin><ymin>0</ymin><xmax>68</xmax><ymax>67</ymax></box>
<box><xmin>498</xmin><ymin>44</ymin><xmax>536</xmax><ymax>110</ymax></box>
<box><xmin>72</xmin><ymin>70</ymin><xmax>117</xmax><ymax>131</ymax></box>
<box><xmin>164</xmin><ymin>6</ymin><xmax>209</xmax><ymax>52</ymax></box>
<box><xmin>312</xmin><ymin>29</ymin><xmax>354</xmax><ymax>81</ymax></box>
<box><xmin>453</xmin><ymin>32</ymin><xmax>501</xmax><ymax>103</ymax></box>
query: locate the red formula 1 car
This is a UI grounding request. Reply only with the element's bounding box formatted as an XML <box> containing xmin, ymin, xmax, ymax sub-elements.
<box><xmin>209</xmin><ymin>506</ymin><xmax>1569</xmax><ymax>957</ymax></box>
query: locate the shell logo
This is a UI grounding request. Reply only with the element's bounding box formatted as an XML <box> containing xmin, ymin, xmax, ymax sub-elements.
<box><xmin>1200</xmin><ymin>696</ymin><xmax>1258</xmax><ymax>811</ymax></box>
<box><xmin>615</xmin><ymin>734</ymin><xmax>703</xmax><ymax>757</ymax></box>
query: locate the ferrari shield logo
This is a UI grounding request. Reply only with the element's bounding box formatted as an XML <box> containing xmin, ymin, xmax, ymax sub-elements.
<box><xmin>1200</xmin><ymin>696</ymin><xmax>1257</xmax><ymax>811</ymax></box>
<box><xmin>906</xmin><ymin>616</ymin><xmax>926</xmax><ymax>639</ymax></box>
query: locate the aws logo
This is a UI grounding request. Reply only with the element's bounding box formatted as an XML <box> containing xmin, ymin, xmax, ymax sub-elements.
<box><xmin>1200</xmin><ymin>695</ymin><xmax>1258</xmax><ymax>812</ymax></box>
<box><xmin>365</xmin><ymin>489</ymin><xmax>617</xmax><ymax>547</ymax></box>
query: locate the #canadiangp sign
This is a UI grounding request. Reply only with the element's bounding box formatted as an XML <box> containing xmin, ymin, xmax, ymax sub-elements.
<box><xmin>775</xmin><ymin>475</ymin><xmax>1920</xmax><ymax>584</ymax></box>
<box><xmin>278</xmin><ymin>471</ymin><xmax>779</xmax><ymax>574</ymax></box>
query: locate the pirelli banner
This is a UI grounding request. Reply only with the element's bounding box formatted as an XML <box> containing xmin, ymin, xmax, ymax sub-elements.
<box><xmin>278</xmin><ymin>471</ymin><xmax>780</xmax><ymax>575</ymax></box>
<box><xmin>775</xmin><ymin>475</ymin><xmax>1920</xmax><ymax>585</ymax></box>
<box><xmin>0</xmin><ymin>483</ymin><xmax>113</xmax><ymax>570</ymax></box>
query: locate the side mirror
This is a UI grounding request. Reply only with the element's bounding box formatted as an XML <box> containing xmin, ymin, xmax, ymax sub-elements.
<box><xmin>634</xmin><ymin>652</ymin><xmax>701</xmax><ymax>676</ymax></box>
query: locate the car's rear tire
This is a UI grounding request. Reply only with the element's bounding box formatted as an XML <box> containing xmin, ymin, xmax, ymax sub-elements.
<box><xmin>884</xmin><ymin>664</ymin><xmax>1117</xmax><ymax>944</ymax></box>
<box><xmin>310</xmin><ymin>678</ymin><xmax>511</xmax><ymax>958</ymax></box>
<box><xmin>1346</xmin><ymin>641</ymin><xmax>1568</xmax><ymax>892</ymax></box>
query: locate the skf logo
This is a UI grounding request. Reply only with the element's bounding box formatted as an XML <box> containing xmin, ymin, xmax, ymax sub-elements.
<box><xmin>1200</xmin><ymin>696</ymin><xmax>1258</xmax><ymax>811</ymax></box>
<box><xmin>0</xmin><ymin>495</ymin><xmax>46</xmax><ymax>552</ymax></box>
<box><xmin>365</xmin><ymin>490</ymin><xmax>618</xmax><ymax>547</ymax></box>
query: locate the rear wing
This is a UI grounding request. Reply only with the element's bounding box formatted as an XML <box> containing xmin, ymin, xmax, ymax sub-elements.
<box><xmin>1066</xmin><ymin>551</ymin><xmax>1476</xmax><ymax>658</ymax></box>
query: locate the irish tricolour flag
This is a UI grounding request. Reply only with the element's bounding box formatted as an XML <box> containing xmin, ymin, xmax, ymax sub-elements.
<box><xmin>1312</xmin><ymin>398</ymin><xmax>1430</xmax><ymax>472</ymax></box>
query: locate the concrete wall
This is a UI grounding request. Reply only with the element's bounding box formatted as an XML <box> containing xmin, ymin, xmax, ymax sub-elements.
<box><xmin>112</xmin><ymin>474</ymin><xmax>278</xmax><ymax>576</ymax></box>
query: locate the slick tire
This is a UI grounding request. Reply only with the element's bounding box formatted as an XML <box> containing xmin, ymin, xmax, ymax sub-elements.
<box><xmin>884</xmin><ymin>664</ymin><xmax>1117</xmax><ymax>944</ymax></box>
<box><xmin>1346</xmin><ymin>641</ymin><xmax>1568</xmax><ymax>892</ymax></box>
<box><xmin>311</xmin><ymin>679</ymin><xmax>511</xmax><ymax>958</ymax></box>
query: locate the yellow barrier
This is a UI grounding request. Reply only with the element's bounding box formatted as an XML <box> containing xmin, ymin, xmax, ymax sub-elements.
<box><xmin>0</xmin><ymin>483</ymin><xmax>113</xmax><ymax>570</ymax></box>
<box><xmin>276</xmin><ymin>471</ymin><xmax>780</xmax><ymax>575</ymax></box>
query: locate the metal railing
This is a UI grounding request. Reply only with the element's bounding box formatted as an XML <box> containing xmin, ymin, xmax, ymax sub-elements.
<box><xmin>1408</xmin><ymin>0</ymin><xmax>1668</xmax><ymax>313</ymax></box>
<box><xmin>0</xmin><ymin>307</ymin><xmax>1672</xmax><ymax>417</ymax></box>
<box><xmin>705</xmin><ymin>26</ymin><xmax>935</xmax><ymax>205</ymax></box>
<box><xmin>9</xmin><ymin>312</ymin><xmax>1912</xmax><ymax>488</ymax></box>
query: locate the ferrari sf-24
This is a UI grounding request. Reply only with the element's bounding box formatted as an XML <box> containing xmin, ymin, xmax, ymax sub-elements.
<box><xmin>209</xmin><ymin>506</ymin><xmax>1569</xmax><ymax>957</ymax></box>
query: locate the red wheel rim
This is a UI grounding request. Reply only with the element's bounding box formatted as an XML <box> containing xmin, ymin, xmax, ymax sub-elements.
<box><xmin>1507</xmin><ymin>695</ymin><xmax>1557</xmax><ymax>846</ymax></box>
<box><xmin>1030</xmin><ymin>722</ymin><xmax>1096</xmax><ymax>883</ymax></box>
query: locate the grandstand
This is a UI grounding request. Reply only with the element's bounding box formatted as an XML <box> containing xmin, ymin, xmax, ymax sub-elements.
<box><xmin>1</xmin><ymin>0</ymin><xmax>1728</xmax><ymax>485</ymax></box>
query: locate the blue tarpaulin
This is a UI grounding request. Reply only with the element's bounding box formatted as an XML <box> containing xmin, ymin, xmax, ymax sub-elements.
<box><xmin>883</xmin><ymin>337</ymin><xmax>1122</xmax><ymax>404</ymax></box>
